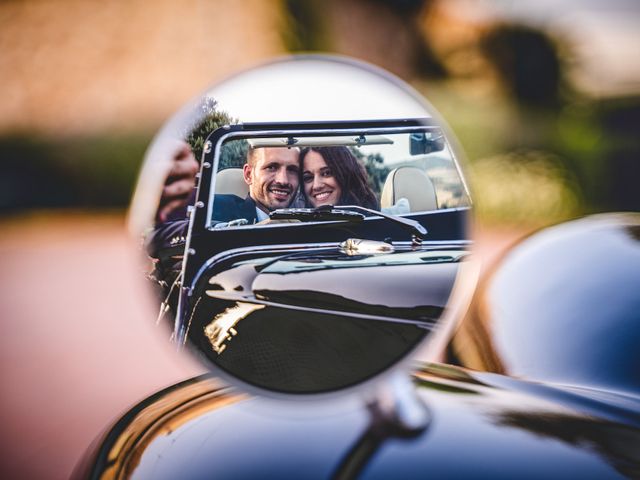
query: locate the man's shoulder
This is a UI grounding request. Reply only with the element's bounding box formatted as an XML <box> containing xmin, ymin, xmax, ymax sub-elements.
<box><xmin>213</xmin><ymin>194</ymin><xmax>257</xmax><ymax>223</ymax></box>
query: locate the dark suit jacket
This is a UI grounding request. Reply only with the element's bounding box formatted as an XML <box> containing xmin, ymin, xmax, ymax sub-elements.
<box><xmin>147</xmin><ymin>194</ymin><xmax>258</xmax><ymax>259</ymax></box>
<box><xmin>212</xmin><ymin>194</ymin><xmax>259</xmax><ymax>224</ymax></box>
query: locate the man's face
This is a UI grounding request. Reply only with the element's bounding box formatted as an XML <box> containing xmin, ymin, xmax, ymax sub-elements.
<box><xmin>243</xmin><ymin>147</ymin><xmax>300</xmax><ymax>211</ymax></box>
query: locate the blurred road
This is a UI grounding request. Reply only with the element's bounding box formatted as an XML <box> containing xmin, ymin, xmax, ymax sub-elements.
<box><xmin>0</xmin><ymin>213</ymin><xmax>203</xmax><ymax>479</ymax></box>
<box><xmin>0</xmin><ymin>213</ymin><xmax>526</xmax><ymax>479</ymax></box>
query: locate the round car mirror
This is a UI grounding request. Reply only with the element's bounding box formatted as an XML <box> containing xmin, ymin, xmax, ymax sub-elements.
<box><xmin>129</xmin><ymin>55</ymin><xmax>475</xmax><ymax>397</ymax></box>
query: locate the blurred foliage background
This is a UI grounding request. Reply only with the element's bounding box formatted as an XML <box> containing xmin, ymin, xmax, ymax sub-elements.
<box><xmin>1</xmin><ymin>0</ymin><xmax>638</xmax><ymax>226</ymax></box>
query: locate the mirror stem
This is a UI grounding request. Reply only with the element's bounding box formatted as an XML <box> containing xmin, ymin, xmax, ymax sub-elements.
<box><xmin>367</xmin><ymin>371</ymin><xmax>430</xmax><ymax>433</ymax></box>
<box><xmin>333</xmin><ymin>372</ymin><xmax>429</xmax><ymax>479</ymax></box>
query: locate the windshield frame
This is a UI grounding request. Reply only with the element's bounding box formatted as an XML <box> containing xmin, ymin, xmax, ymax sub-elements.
<box><xmin>203</xmin><ymin>119</ymin><xmax>470</xmax><ymax>231</ymax></box>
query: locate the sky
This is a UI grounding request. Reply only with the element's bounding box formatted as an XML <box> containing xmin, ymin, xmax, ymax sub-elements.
<box><xmin>208</xmin><ymin>57</ymin><xmax>432</xmax><ymax>123</ymax></box>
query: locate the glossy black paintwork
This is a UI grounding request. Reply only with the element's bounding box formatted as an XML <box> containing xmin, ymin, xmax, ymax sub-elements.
<box><xmin>448</xmin><ymin>214</ymin><xmax>640</xmax><ymax>396</ymax></box>
<box><xmin>187</xmin><ymin>245</ymin><xmax>465</xmax><ymax>393</ymax></box>
<box><xmin>76</xmin><ymin>215</ymin><xmax>640</xmax><ymax>478</ymax></box>
<box><xmin>186</xmin><ymin>206</ymin><xmax>469</xmax><ymax>285</ymax></box>
<box><xmin>203</xmin><ymin>248</ymin><xmax>464</xmax><ymax>321</ymax></box>
<box><xmin>79</xmin><ymin>367</ymin><xmax>640</xmax><ymax>479</ymax></box>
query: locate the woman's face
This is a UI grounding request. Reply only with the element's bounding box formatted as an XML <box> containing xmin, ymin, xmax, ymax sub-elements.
<box><xmin>302</xmin><ymin>150</ymin><xmax>342</xmax><ymax>207</ymax></box>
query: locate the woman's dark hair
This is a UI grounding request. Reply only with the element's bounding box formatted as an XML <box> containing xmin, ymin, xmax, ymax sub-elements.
<box><xmin>299</xmin><ymin>146</ymin><xmax>379</xmax><ymax>209</ymax></box>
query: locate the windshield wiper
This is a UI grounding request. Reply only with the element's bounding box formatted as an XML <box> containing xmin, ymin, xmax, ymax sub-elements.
<box><xmin>270</xmin><ymin>204</ymin><xmax>427</xmax><ymax>245</ymax></box>
<box><xmin>335</xmin><ymin>205</ymin><xmax>427</xmax><ymax>245</ymax></box>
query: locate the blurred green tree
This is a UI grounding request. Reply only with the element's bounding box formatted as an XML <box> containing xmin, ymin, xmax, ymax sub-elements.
<box><xmin>184</xmin><ymin>97</ymin><xmax>242</xmax><ymax>165</ymax></box>
<box><xmin>350</xmin><ymin>147</ymin><xmax>390</xmax><ymax>195</ymax></box>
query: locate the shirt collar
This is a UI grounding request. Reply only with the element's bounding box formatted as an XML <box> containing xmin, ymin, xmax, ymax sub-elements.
<box><xmin>255</xmin><ymin>207</ymin><xmax>269</xmax><ymax>222</ymax></box>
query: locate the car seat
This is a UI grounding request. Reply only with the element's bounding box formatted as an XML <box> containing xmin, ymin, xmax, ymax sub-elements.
<box><xmin>380</xmin><ymin>166</ymin><xmax>438</xmax><ymax>212</ymax></box>
<box><xmin>215</xmin><ymin>168</ymin><xmax>249</xmax><ymax>198</ymax></box>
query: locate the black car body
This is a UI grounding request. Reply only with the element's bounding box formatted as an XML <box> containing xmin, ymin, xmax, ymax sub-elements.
<box><xmin>74</xmin><ymin>110</ymin><xmax>640</xmax><ymax>478</ymax></box>
<box><xmin>147</xmin><ymin>118</ymin><xmax>472</xmax><ymax>396</ymax></box>
<box><xmin>76</xmin><ymin>361</ymin><xmax>640</xmax><ymax>479</ymax></box>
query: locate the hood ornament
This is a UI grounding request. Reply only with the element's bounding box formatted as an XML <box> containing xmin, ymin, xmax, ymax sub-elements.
<box><xmin>340</xmin><ymin>238</ymin><xmax>395</xmax><ymax>256</ymax></box>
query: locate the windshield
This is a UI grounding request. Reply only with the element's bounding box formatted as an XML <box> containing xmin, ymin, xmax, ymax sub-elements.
<box><xmin>207</xmin><ymin>127</ymin><xmax>470</xmax><ymax>229</ymax></box>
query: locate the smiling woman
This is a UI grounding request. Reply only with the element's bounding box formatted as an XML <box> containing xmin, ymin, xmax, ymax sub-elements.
<box><xmin>301</xmin><ymin>149</ymin><xmax>343</xmax><ymax>207</ymax></box>
<box><xmin>300</xmin><ymin>146</ymin><xmax>378</xmax><ymax>209</ymax></box>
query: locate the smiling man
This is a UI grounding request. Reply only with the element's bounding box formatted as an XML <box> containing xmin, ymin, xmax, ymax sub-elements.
<box><xmin>209</xmin><ymin>146</ymin><xmax>300</xmax><ymax>224</ymax></box>
<box><xmin>236</xmin><ymin>146</ymin><xmax>300</xmax><ymax>222</ymax></box>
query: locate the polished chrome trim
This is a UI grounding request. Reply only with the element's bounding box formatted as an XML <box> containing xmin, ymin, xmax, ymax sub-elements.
<box><xmin>202</xmin><ymin>292</ymin><xmax>438</xmax><ymax>328</ymax></box>
<box><xmin>188</xmin><ymin>239</ymin><xmax>471</xmax><ymax>292</ymax></box>
<box><xmin>190</xmin><ymin>242</ymin><xmax>341</xmax><ymax>291</ymax></box>
<box><xmin>393</xmin><ymin>240</ymin><xmax>471</xmax><ymax>247</ymax></box>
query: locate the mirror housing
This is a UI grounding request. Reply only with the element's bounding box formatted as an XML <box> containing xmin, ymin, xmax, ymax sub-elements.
<box><xmin>130</xmin><ymin>55</ymin><xmax>475</xmax><ymax>398</ymax></box>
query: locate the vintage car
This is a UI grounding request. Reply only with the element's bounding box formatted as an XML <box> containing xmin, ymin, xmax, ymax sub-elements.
<box><xmin>148</xmin><ymin>116</ymin><xmax>472</xmax><ymax>395</ymax></box>
<box><xmin>73</xmin><ymin>57</ymin><xmax>640</xmax><ymax>478</ymax></box>
<box><xmin>73</xmin><ymin>213</ymin><xmax>640</xmax><ymax>479</ymax></box>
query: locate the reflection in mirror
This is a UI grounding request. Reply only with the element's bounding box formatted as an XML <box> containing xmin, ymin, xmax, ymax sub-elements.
<box><xmin>132</xmin><ymin>57</ymin><xmax>473</xmax><ymax>395</ymax></box>
<box><xmin>208</xmin><ymin>128</ymin><xmax>469</xmax><ymax>231</ymax></box>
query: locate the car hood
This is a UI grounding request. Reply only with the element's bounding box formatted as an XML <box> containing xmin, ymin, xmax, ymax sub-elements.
<box><xmin>202</xmin><ymin>247</ymin><xmax>466</xmax><ymax>323</ymax></box>
<box><xmin>184</xmin><ymin>246</ymin><xmax>467</xmax><ymax>393</ymax></box>
<box><xmin>78</xmin><ymin>365</ymin><xmax>640</xmax><ymax>480</ymax></box>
